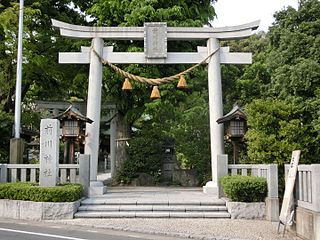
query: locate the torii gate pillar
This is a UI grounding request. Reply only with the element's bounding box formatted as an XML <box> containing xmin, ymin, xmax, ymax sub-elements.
<box><xmin>203</xmin><ymin>38</ymin><xmax>225</xmax><ymax>196</ymax></box>
<box><xmin>85</xmin><ymin>38</ymin><xmax>104</xmax><ymax>186</ymax></box>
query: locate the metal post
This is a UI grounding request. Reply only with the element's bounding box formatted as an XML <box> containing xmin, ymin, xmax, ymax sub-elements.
<box><xmin>14</xmin><ymin>0</ymin><xmax>24</xmax><ymax>138</ymax></box>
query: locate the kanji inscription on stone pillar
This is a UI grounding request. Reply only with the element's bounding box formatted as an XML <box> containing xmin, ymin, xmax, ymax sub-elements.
<box><xmin>40</xmin><ymin>119</ymin><xmax>59</xmax><ymax>187</ymax></box>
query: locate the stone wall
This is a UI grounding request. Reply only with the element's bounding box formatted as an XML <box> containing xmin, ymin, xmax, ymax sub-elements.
<box><xmin>0</xmin><ymin>199</ymin><xmax>81</xmax><ymax>220</ymax></box>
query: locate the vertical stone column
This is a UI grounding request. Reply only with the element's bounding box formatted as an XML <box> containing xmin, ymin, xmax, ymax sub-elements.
<box><xmin>85</xmin><ymin>37</ymin><xmax>104</xmax><ymax>182</ymax></box>
<box><xmin>9</xmin><ymin>138</ymin><xmax>24</xmax><ymax>164</ymax></box>
<box><xmin>84</xmin><ymin>37</ymin><xmax>106</xmax><ymax>196</ymax></box>
<box><xmin>79</xmin><ymin>154</ymin><xmax>90</xmax><ymax>197</ymax></box>
<box><xmin>39</xmin><ymin>119</ymin><xmax>60</xmax><ymax>187</ymax></box>
<box><xmin>203</xmin><ymin>38</ymin><xmax>225</xmax><ymax>197</ymax></box>
<box><xmin>110</xmin><ymin>114</ymin><xmax>117</xmax><ymax>179</ymax></box>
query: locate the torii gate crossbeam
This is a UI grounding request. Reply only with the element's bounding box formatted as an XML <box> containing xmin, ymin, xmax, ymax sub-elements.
<box><xmin>52</xmin><ymin>19</ymin><xmax>259</xmax><ymax>197</ymax></box>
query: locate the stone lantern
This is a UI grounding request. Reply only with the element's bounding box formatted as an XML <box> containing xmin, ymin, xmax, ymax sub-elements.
<box><xmin>160</xmin><ymin>138</ymin><xmax>177</xmax><ymax>184</ymax></box>
<box><xmin>217</xmin><ymin>104</ymin><xmax>247</xmax><ymax>164</ymax></box>
<box><xmin>55</xmin><ymin>105</ymin><xmax>93</xmax><ymax>164</ymax></box>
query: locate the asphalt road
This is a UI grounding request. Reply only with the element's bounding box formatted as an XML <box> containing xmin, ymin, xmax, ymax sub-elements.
<box><xmin>0</xmin><ymin>219</ymin><xmax>183</xmax><ymax>240</ymax></box>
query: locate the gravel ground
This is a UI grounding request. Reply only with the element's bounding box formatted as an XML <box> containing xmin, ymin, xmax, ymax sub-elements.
<box><xmin>48</xmin><ymin>218</ymin><xmax>301</xmax><ymax>240</ymax></box>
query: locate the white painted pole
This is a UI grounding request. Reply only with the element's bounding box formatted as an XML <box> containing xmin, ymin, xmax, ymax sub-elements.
<box><xmin>14</xmin><ymin>0</ymin><xmax>24</xmax><ymax>138</ymax></box>
<box><xmin>85</xmin><ymin>37</ymin><xmax>104</xmax><ymax>182</ymax></box>
<box><xmin>203</xmin><ymin>38</ymin><xmax>225</xmax><ymax>196</ymax></box>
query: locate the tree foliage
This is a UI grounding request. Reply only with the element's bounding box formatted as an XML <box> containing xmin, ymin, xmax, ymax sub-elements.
<box><xmin>171</xmin><ymin>92</ymin><xmax>211</xmax><ymax>184</ymax></box>
<box><xmin>87</xmin><ymin>0</ymin><xmax>217</xmax><ymax>180</ymax></box>
<box><xmin>0</xmin><ymin>0</ymin><xmax>90</xmax><ymax>160</ymax></box>
<box><xmin>243</xmin><ymin>0</ymin><xmax>320</xmax><ymax>164</ymax></box>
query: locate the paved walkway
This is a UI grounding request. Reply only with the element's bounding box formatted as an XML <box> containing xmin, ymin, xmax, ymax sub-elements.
<box><xmin>83</xmin><ymin>186</ymin><xmax>224</xmax><ymax>204</ymax></box>
<box><xmin>51</xmin><ymin>186</ymin><xmax>300</xmax><ymax>240</ymax></box>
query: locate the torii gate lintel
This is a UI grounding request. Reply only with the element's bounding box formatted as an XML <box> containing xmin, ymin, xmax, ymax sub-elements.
<box><xmin>52</xmin><ymin>19</ymin><xmax>259</xmax><ymax>197</ymax></box>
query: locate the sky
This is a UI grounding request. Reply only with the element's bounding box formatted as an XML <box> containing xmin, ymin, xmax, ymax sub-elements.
<box><xmin>211</xmin><ymin>0</ymin><xmax>299</xmax><ymax>32</ymax></box>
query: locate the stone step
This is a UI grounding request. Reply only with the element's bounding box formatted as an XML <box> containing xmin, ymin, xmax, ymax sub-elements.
<box><xmin>74</xmin><ymin>211</ymin><xmax>231</xmax><ymax>218</ymax></box>
<box><xmin>80</xmin><ymin>198</ymin><xmax>226</xmax><ymax>206</ymax></box>
<box><xmin>78</xmin><ymin>205</ymin><xmax>228</xmax><ymax>212</ymax></box>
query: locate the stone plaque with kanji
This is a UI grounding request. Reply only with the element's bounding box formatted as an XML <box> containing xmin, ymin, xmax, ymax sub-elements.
<box><xmin>144</xmin><ymin>22</ymin><xmax>167</xmax><ymax>59</ymax></box>
<box><xmin>40</xmin><ymin>119</ymin><xmax>60</xmax><ymax>187</ymax></box>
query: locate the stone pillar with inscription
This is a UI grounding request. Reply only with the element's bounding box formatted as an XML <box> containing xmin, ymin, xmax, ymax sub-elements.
<box><xmin>39</xmin><ymin>119</ymin><xmax>60</xmax><ymax>187</ymax></box>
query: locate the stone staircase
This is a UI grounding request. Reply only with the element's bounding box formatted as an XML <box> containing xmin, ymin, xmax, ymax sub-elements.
<box><xmin>74</xmin><ymin>187</ymin><xmax>231</xmax><ymax>218</ymax></box>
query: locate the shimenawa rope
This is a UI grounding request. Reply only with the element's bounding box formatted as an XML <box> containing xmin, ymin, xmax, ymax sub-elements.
<box><xmin>91</xmin><ymin>46</ymin><xmax>220</xmax><ymax>85</ymax></box>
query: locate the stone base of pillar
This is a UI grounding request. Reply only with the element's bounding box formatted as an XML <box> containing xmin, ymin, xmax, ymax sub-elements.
<box><xmin>88</xmin><ymin>181</ymin><xmax>106</xmax><ymax>197</ymax></box>
<box><xmin>265</xmin><ymin>197</ymin><xmax>279</xmax><ymax>222</ymax></box>
<box><xmin>10</xmin><ymin>138</ymin><xmax>24</xmax><ymax>164</ymax></box>
<box><xmin>203</xmin><ymin>181</ymin><xmax>220</xmax><ymax>198</ymax></box>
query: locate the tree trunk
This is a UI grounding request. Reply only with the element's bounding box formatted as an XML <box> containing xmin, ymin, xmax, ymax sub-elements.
<box><xmin>115</xmin><ymin>113</ymin><xmax>131</xmax><ymax>179</ymax></box>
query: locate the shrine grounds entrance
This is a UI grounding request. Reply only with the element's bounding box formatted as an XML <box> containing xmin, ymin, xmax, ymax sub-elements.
<box><xmin>52</xmin><ymin>19</ymin><xmax>259</xmax><ymax>197</ymax></box>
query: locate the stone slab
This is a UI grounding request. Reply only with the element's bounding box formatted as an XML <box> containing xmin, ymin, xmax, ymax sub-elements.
<box><xmin>169</xmin><ymin>212</ymin><xmax>204</xmax><ymax>218</ymax></box>
<box><xmin>75</xmin><ymin>211</ymin><xmax>136</xmax><ymax>218</ymax></box>
<box><xmin>19</xmin><ymin>201</ymin><xmax>43</xmax><ymax>220</ymax></box>
<box><xmin>265</xmin><ymin>197</ymin><xmax>279</xmax><ymax>222</ymax></box>
<box><xmin>226</xmin><ymin>201</ymin><xmax>265</xmax><ymax>220</ymax></box>
<box><xmin>78</xmin><ymin>205</ymin><xmax>120</xmax><ymax>211</ymax></box>
<box><xmin>0</xmin><ymin>200</ymin><xmax>20</xmax><ymax>219</ymax></box>
<box><xmin>135</xmin><ymin>211</ymin><xmax>170</xmax><ymax>218</ymax></box>
<box><xmin>0</xmin><ymin>199</ymin><xmax>80</xmax><ymax>220</ymax></box>
<box><xmin>42</xmin><ymin>201</ymin><xmax>80</xmax><ymax>220</ymax></box>
<box><xmin>88</xmin><ymin>184</ymin><xmax>107</xmax><ymax>197</ymax></box>
<box><xmin>9</xmin><ymin>138</ymin><xmax>24</xmax><ymax>164</ymax></box>
<box><xmin>120</xmin><ymin>205</ymin><xmax>153</xmax><ymax>211</ymax></box>
<box><xmin>296</xmin><ymin>206</ymin><xmax>320</xmax><ymax>240</ymax></box>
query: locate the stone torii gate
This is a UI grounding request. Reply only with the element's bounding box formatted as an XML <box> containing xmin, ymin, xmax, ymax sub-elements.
<box><xmin>52</xmin><ymin>19</ymin><xmax>259</xmax><ymax>197</ymax></box>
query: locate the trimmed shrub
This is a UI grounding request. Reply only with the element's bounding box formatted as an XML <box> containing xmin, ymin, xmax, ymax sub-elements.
<box><xmin>220</xmin><ymin>175</ymin><xmax>268</xmax><ymax>202</ymax></box>
<box><xmin>0</xmin><ymin>182</ymin><xmax>83</xmax><ymax>202</ymax></box>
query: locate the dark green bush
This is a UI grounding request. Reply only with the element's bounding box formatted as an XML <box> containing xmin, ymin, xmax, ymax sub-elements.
<box><xmin>220</xmin><ymin>175</ymin><xmax>268</xmax><ymax>202</ymax></box>
<box><xmin>0</xmin><ymin>182</ymin><xmax>83</xmax><ymax>202</ymax></box>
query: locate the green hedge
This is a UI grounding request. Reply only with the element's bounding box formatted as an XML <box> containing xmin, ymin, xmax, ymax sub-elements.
<box><xmin>0</xmin><ymin>182</ymin><xmax>83</xmax><ymax>202</ymax></box>
<box><xmin>220</xmin><ymin>175</ymin><xmax>268</xmax><ymax>202</ymax></box>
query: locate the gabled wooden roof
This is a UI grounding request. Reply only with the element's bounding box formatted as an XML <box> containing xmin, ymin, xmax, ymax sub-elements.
<box><xmin>217</xmin><ymin>104</ymin><xmax>246</xmax><ymax>124</ymax></box>
<box><xmin>54</xmin><ymin>105</ymin><xmax>93</xmax><ymax>123</ymax></box>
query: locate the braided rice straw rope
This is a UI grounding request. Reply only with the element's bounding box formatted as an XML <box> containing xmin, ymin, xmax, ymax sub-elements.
<box><xmin>91</xmin><ymin>46</ymin><xmax>220</xmax><ymax>85</ymax></box>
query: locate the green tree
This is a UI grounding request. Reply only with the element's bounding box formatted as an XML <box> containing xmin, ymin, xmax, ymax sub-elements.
<box><xmin>87</xmin><ymin>0</ymin><xmax>217</xmax><ymax>179</ymax></box>
<box><xmin>243</xmin><ymin>0</ymin><xmax>320</xmax><ymax>164</ymax></box>
<box><xmin>0</xmin><ymin>0</ymin><xmax>89</xmax><ymax>160</ymax></box>
<box><xmin>171</xmin><ymin>91</ymin><xmax>211</xmax><ymax>184</ymax></box>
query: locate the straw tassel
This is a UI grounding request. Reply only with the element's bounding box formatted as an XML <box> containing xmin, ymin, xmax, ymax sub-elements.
<box><xmin>150</xmin><ymin>86</ymin><xmax>161</xmax><ymax>100</ymax></box>
<box><xmin>177</xmin><ymin>75</ymin><xmax>187</xmax><ymax>89</ymax></box>
<box><xmin>122</xmin><ymin>78</ymin><xmax>132</xmax><ymax>91</ymax></box>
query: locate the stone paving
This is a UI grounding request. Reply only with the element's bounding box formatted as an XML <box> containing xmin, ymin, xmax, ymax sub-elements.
<box><xmin>83</xmin><ymin>186</ymin><xmax>225</xmax><ymax>204</ymax></box>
